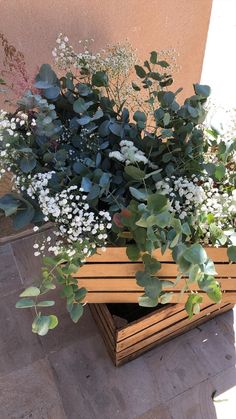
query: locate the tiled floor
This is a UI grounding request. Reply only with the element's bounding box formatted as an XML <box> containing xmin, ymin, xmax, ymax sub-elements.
<box><xmin>0</xmin><ymin>236</ymin><xmax>236</xmax><ymax>419</ymax></box>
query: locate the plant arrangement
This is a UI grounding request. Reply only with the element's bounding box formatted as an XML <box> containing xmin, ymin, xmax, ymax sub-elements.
<box><xmin>0</xmin><ymin>35</ymin><xmax>235</xmax><ymax>336</ymax></box>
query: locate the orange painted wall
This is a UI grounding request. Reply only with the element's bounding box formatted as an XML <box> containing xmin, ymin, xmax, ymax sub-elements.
<box><xmin>0</xmin><ymin>0</ymin><xmax>212</xmax><ymax>98</ymax></box>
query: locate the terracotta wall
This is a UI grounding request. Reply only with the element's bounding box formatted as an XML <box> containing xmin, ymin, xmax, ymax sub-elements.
<box><xmin>0</xmin><ymin>0</ymin><xmax>212</xmax><ymax>98</ymax></box>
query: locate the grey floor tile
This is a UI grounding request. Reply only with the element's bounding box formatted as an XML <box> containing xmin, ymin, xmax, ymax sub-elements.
<box><xmin>39</xmin><ymin>299</ymin><xmax>97</xmax><ymax>354</ymax></box>
<box><xmin>0</xmin><ymin>243</ymin><xmax>22</xmax><ymax>295</ymax></box>
<box><xmin>135</xmin><ymin>404</ymin><xmax>171</xmax><ymax>419</ymax></box>
<box><xmin>0</xmin><ymin>359</ymin><xmax>66</xmax><ymax>419</ymax></box>
<box><xmin>142</xmin><ymin>310</ymin><xmax>236</xmax><ymax>403</ymax></box>
<box><xmin>0</xmin><ymin>291</ymin><xmax>44</xmax><ymax>376</ymax></box>
<box><xmin>11</xmin><ymin>231</ymin><xmax>54</xmax><ymax>286</ymax></box>
<box><xmin>167</xmin><ymin>366</ymin><xmax>236</xmax><ymax>419</ymax></box>
<box><xmin>48</xmin><ymin>307</ymin><xmax>160</xmax><ymax>419</ymax></box>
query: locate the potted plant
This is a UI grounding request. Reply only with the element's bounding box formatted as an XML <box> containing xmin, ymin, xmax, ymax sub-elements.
<box><xmin>0</xmin><ymin>35</ymin><xmax>235</xmax><ymax>338</ymax></box>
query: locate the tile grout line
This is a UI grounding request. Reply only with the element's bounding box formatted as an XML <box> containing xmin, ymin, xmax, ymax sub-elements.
<box><xmin>163</xmin><ymin>364</ymin><xmax>236</xmax><ymax>405</ymax></box>
<box><xmin>9</xmin><ymin>242</ymin><xmax>24</xmax><ymax>285</ymax></box>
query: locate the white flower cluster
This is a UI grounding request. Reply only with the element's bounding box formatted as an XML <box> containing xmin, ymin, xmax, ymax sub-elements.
<box><xmin>0</xmin><ymin>110</ymin><xmax>32</xmax><ymax>177</ymax></box>
<box><xmin>196</xmin><ymin>181</ymin><xmax>236</xmax><ymax>231</ymax></box>
<box><xmin>156</xmin><ymin>175</ymin><xmax>236</xmax><ymax>241</ymax></box>
<box><xmin>156</xmin><ymin>175</ymin><xmax>207</xmax><ymax>219</ymax></box>
<box><xmin>204</xmin><ymin>104</ymin><xmax>236</xmax><ymax>179</ymax></box>
<box><xmin>27</xmin><ymin>172</ymin><xmax>112</xmax><ymax>259</ymax></box>
<box><xmin>52</xmin><ymin>34</ymin><xmax>136</xmax><ymax>77</ymax></box>
<box><xmin>109</xmin><ymin>140</ymin><xmax>148</xmax><ymax>166</ymax></box>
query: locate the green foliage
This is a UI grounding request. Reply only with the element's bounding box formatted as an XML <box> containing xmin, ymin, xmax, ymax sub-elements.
<box><xmin>20</xmin><ymin>287</ymin><xmax>40</xmax><ymax>297</ymax></box>
<box><xmin>124</xmin><ymin>165</ymin><xmax>145</xmax><ymax>180</ymax></box>
<box><xmin>32</xmin><ymin>314</ymin><xmax>58</xmax><ymax>336</ymax></box>
<box><xmin>227</xmin><ymin>246</ymin><xmax>236</xmax><ymax>262</ymax></box>
<box><xmin>126</xmin><ymin>244</ymin><xmax>140</xmax><ymax>261</ymax></box>
<box><xmin>0</xmin><ymin>45</ymin><xmax>233</xmax><ymax>334</ymax></box>
<box><xmin>185</xmin><ymin>294</ymin><xmax>203</xmax><ymax>318</ymax></box>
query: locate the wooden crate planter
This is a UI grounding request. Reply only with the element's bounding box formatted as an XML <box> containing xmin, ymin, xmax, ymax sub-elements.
<box><xmin>74</xmin><ymin>247</ymin><xmax>236</xmax><ymax>304</ymax></box>
<box><xmin>90</xmin><ymin>301</ymin><xmax>234</xmax><ymax>366</ymax></box>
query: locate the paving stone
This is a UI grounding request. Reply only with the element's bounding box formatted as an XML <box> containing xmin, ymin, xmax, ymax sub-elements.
<box><xmin>0</xmin><ymin>291</ymin><xmax>44</xmax><ymax>376</ymax></box>
<box><xmin>38</xmin><ymin>298</ymin><xmax>96</xmax><ymax>355</ymax></box>
<box><xmin>135</xmin><ymin>404</ymin><xmax>171</xmax><ymax>419</ymax></box>
<box><xmin>48</xmin><ymin>308</ymin><xmax>161</xmax><ymax>419</ymax></box>
<box><xmin>0</xmin><ymin>359</ymin><xmax>66</xmax><ymax>419</ymax></box>
<box><xmin>142</xmin><ymin>310</ymin><xmax>236</xmax><ymax>403</ymax></box>
<box><xmin>167</xmin><ymin>366</ymin><xmax>236</xmax><ymax>419</ymax></box>
<box><xmin>11</xmin><ymin>230</ymin><xmax>54</xmax><ymax>286</ymax></box>
<box><xmin>0</xmin><ymin>243</ymin><xmax>22</xmax><ymax>296</ymax></box>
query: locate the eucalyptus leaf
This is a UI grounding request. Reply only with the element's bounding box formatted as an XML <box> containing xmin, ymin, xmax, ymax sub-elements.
<box><xmin>20</xmin><ymin>156</ymin><xmax>36</xmax><ymax>173</ymax></box>
<box><xmin>20</xmin><ymin>287</ymin><xmax>40</xmax><ymax>297</ymax></box>
<box><xmin>69</xmin><ymin>303</ymin><xmax>84</xmax><ymax>323</ymax></box>
<box><xmin>129</xmin><ymin>187</ymin><xmax>147</xmax><ymax>201</ymax></box>
<box><xmin>134</xmin><ymin>65</ymin><xmax>146</xmax><ymax>78</ymax></box>
<box><xmin>34</xmin><ymin>64</ymin><xmax>58</xmax><ymax>89</ymax></box>
<box><xmin>194</xmin><ymin>83</ymin><xmax>211</xmax><ymax>98</ymax></box>
<box><xmin>36</xmin><ymin>300</ymin><xmax>55</xmax><ymax>307</ymax></box>
<box><xmin>126</xmin><ymin>244</ymin><xmax>140</xmax><ymax>261</ymax></box>
<box><xmin>150</xmin><ymin>51</ymin><xmax>158</xmax><ymax>64</ymax></box>
<box><xmin>48</xmin><ymin>315</ymin><xmax>59</xmax><ymax>330</ymax></box>
<box><xmin>92</xmin><ymin>71</ymin><xmax>108</xmax><ymax>87</ymax></box>
<box><xmin>138</xmin><ymin>295</ymin><xmax>158</xmax><ymax>307</ymax></box>
<box><xmin>16</xmin><ymin>298</ymin><xmax>35</xmax><ymax>308</ymax></box>
<box><xmin>125</xmin><ymin>166</ymin><xmax>145</xmax><ymax>180</ymax></box>
<box><xmin>32</xmin><ymin>315</ymin><xmax>51</xmax><ymax>336</ymax></box>
<box><xmin>142</xmin><ymin>254</ymin><xmax>161</xmax><ymax>274</ymax></box>
<box><xmin>183</xmin><ymin>244</ymin><xmax>207</xmax><ymax>265</ymax></box>
<box><xmin>227</xmin><ymin>246</ymin><xmax>236</xmax><ymax>262</ymax></box>
<box><xmin>0</xmin><ymin>194</ymin><xmax>20</xmax><ymax>216</ymax></box>
<box><xmin>185</xmin><ymin>294</ymin><xmax>203</xmax><ymax>319</ymax></box>
<box><xmin>12</xmin><ymin>204</ymin><xmax>35</xmax><ymax>230</ymax></box>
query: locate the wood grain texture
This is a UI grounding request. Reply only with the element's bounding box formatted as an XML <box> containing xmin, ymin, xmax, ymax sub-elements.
<box><xmin>75</xmin><ymin>262</ymin><xmax>236</xmax><ymax>278</ymax></box>
<box><xmin>75</xmin><ymin>247</ymin><xmax>236</xmax><ymax>305</ymax></box>
<box><xmin>78</xmin><ymin>277</ymin><xmax>236</xmax><ymax>291</ymax></box>
<box><xmin>83</xmin><ymin>291</ymin><xmax>236</xmax><ymax>304</ymax></box>
<box><xmin>87</xmin><ymin>247</ymin><xmax>229</xmax><ymax>263</ymax></box>
<box><xmin>90</xmin><ymin>302</ymin><xmax>234</xmax><ymax>366</ymax></box>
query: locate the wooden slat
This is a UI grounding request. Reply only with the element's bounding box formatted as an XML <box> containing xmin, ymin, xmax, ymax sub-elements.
<box><xmin>96</xmin><ymin>304</ymin><xmax>116</xmax><ymax>334</ymax></box>
<box><xmin>94</xmin><ymin>304</ymin><xmax>115</xmax><ymax>343</ymax></box>
<box><xmin>75</xmin><ymin>262</ymin><xmax>236</xmax><ymax>278</ymax></box>
<box><xmin>87</xmin><ymin>247</ymin><xmax>230</xmax><ymax>263</ymax></box>
<box><xmin>116</xmin><ymin>302</ymin><xmax>219</xmax><ymax>352</ymax></box>
<box><xmin>116</xmin><ymin>304</ymin><xmax>234</xmax><ymax>366</ymax></box>
<box><xmin>83</xmin><ymin>291</ymin><xmax>236</xmax><ymax>304</ymax></box>
<box><xmin>117</xmin><ymin>304</ymin><xmax>184</xmax><ymax>341</ymax></box>
<box><xmin>116</xmin><ymin>302</ymin><xmax>215</xmax><ymax>342</ymax></box>
<box><xmin>78</xmin><ymin>277</ymin><xmax>236</xmax><ymax>292</ymax></box>
<box><xmin>116</xmin><ymin>303</ymin><xmax>234</xmax><ymax>362</ymax></box>
<box><xmin>90</xmin><ymin>305</ymin><xmax>115</xmax><ymax>363</ymax></box>
<box><xmin>88</xmin><ymin>248</ymin><xmax>173</xmax><ymax>263</ymax></box>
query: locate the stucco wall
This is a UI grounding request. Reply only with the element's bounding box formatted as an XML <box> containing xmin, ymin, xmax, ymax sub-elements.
<box><xmin>0</xmin><ymin>0</ymin><xmax>212</xmax><ymax>98</ymax></box>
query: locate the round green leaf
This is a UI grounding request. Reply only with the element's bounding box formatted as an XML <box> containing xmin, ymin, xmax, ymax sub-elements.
<box><xmin>134</xmin><ymin>65</ymin><xmax>146</xmax><ymax>79</ymax></box>
<box><xmin>125</xmin><ymin>166</ymin><xmax>145</xmax><ymax>180</ymax></box>
<box><xmin>92</xmin><ymin>71</ymin><xmax>108</xmax><ymax>87</ymax></box>
<box><xmin>20</xmin><ymin>156</ymin><xmax>36</xmax><ymax>173</ymax></box>
<box><xmin>48</xmin><ymin>315</ymin><xmax>59</xmax><ymax>330</ymax></box>
<box><xmin>20</xmin><ymin>286</ymin><xmax>40</xmax><ymax>297</ymax></box>
<box><xmin>126</xmin><ymin>244</ymin><xmax>140</xmax><ymax>261</ymax></box>
<box><xmin>16</xmin><ymin>298</ymin><xmax>35</xmax><ymax>308</ymax></box>
<box><xmin>183</xmin><ymin>244</ymin><xmax>207</xmax><ymax>265</ymax></box>
<box><xmin>227</xmin><ymin>246</ymin><xmax>236</xmax><ymax>262</ymax></box>
<box><xmin>69</xmin><ymin>303</ymin><xmax>84</xmax><ymax>323</ymax></box>
<box><xmin>32</xmin><ymin>315</ymin><xmax>51</xmax><ymax>336</ymax></box>
<box><xmin>36</xmin><ymin>300</ymin><xmax>55</xmax><ymax>307</ymax></box>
